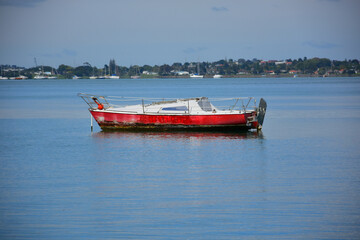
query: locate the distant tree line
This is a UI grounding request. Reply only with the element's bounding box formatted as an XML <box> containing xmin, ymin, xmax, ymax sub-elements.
<box><xmin>1</xmin><ymin>57</ymin><xmax>359</xmax><ymax>79</ymax></box>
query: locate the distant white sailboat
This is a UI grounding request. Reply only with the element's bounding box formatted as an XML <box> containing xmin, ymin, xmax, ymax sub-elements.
<box><xmin>97</xmin><ymin>66</ymin><xmax>107</xmax><ymax>79</ymax></box>
<box><xmin>108</xmin><ymin>75</ymin><xmax>120</xmax><ymax>79</ymax></box>
<box><xmin>190</xmin><ymin>62</ymin><xmax>203</xmax><ymax>78</ymax></box>
<box><xmin>190</xmin><ymin>73</ymin><xmax>204</xmax><ymax>78</ymax></box>
<box><xmin>34</xmin><ymin>65</ymin><xmax>47</xmax><ymax>79</ymax></box>
<box><xmin>90</xmin><ymin>67</ymin><xmax>97</xmax><ymax>79</ymax></box>
<box><xmin>130</xmin><ymin>65</ymin><xmax>140</xmax><ymax>79</ymax></box>
<box><xmin>34</xmin><ymin>75</ymin><xmax>48</xmax><ymax>79</ymax></box>
<box><xmin>106</xmin><ymin>61</ymin><xmax>120</xmax><ymax>79</ymax></box>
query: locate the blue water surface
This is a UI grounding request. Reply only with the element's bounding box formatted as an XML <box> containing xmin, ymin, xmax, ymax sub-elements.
<box><xmin>0</xmin><ymin>77</ymin><xmax>360</xmax><ymax>239</ymax></box>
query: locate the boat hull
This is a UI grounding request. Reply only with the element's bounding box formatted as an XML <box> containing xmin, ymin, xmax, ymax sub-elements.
<box><xmin>90</xmin><ymin>110</ymin><xmax>258</xmax><ymax>131</ymax></box>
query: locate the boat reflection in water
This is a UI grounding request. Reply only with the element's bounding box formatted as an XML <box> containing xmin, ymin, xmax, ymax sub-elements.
<box><xmin>92</xmin><ymin>129</ymin><xmax>263</xmax><ymax>141</ymax></box>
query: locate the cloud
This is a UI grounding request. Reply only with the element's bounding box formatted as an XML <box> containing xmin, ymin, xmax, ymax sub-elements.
<box><xmin>41</xmin><ymin>53</ymin><xmax>61</xmax><ymax>58</ymax></box>
<box><xmin>317</xmin><ymin>0</ymin><xmax>341</xmax><ymax>2</ymax></box>
<box><xmin>62</xmin><ymin>49</ymin><xmax>77</xmax><ymax>57</ymax></box>
<box><xmin>303</xmin><ymin>41</ymin><xmax>340</xmax><ymax>49</ymax></box>
<box><xmin>211</xmin><ymin>6</ymin><xmax>229</xmax><ymax>12</ymax></box>
<box><xmin>183</xmin><ymin>47</ymin><xmax>208</xmax><ymax>54</ymax></box>
<box><xmin>40</xmin><ymin>49</ymin><xmax>77</xmax><ymax>58</ymax></box>
<box><xmin>0</xmin><ymin>0</ymin><xmax>46</xmax><ymax>8</ymax></box>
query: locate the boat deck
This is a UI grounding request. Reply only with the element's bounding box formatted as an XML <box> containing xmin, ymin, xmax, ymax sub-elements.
<box><xmin>99</xmin><ymin>97</ymin><xmax>255</xmax><ymax>115</ymax></box>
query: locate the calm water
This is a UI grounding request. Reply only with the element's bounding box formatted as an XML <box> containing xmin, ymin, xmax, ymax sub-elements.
<box><xmin>0</xmin><ymin>77</ymin><xmax>360</xmax><ymax>239</ymax></box>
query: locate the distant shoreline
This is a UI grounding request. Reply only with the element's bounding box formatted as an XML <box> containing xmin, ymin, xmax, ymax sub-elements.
<box><xmin>1</xmin><ymin>74</ymin><xmax>360</xmax><ymax>80</ymax></box>
<box><xmin>1</xmin><ymin>57</ymin><xmax>359</xmax><ymax>80</ymax></box>
<box><xmin>157</xmin><ymin>74</ymin><xmax>359</xmax><ymax>79</ymax></box>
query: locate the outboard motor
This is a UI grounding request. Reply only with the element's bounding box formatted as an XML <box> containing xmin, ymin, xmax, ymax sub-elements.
<box><xmin>257</xmin><ymin>98</ymin><xmax>267</xmax><ymax>130</ymax></box>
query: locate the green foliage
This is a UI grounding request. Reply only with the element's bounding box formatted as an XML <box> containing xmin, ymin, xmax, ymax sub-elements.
<box><xmin>57</xmin><ymin>64</ymin><xmax>74</xmax><ymax>78</ymax></box>
<box><xmin>109</xmin><ymin>59</ymin><xmax>116</xmax><ymax>75</ymax></box>
<box><xmin>159</xmin><ymin>65</ymin><xmax>171</xmax><ymax>76</ymax></box>
<box><xmin>74</xmin><ymin>66</ymin><xmax>93</xmax><ymax>77</ymax></box>
<box><xmin>3</xmin><ymin>57</ymin><xmax>359</xmax><ymax>80</ymax></box>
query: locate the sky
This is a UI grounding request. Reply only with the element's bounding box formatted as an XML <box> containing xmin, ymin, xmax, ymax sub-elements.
<box><xmin>0</xmin><ymin>0</ymin><xmax>359</xmax><ymax>68</ymax></box>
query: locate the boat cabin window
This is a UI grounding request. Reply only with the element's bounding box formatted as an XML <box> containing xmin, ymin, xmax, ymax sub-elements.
<box><xmin>198</xmin><ymin>98</ymin><xmax>212</xmax><ymax>111</ymax></box>
<box><xmin>162</xmin><ymin>106</ymin><xmax>188</xmax><ymax>111</ymax></box>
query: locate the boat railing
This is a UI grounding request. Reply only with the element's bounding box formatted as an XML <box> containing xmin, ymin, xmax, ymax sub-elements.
<box><xmin>78</xmin><ymin>93</ymin><xmax>257</xmax><ymax>113</ymax></box>
<box><xmin>78</xmin><ymin>93</ymin><xmax>111</xmax><ymax>110</ymax></box>
<box><xmin>210</xmin><ymin>97</ymin><xmax>257</xmax><ymax>112</ymax></box>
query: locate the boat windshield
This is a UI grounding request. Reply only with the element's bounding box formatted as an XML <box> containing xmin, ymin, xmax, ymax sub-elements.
<box><xmin>198</xmin><ymin>98</ymin><xmax>212</xmax><ymax>111</ymax></box>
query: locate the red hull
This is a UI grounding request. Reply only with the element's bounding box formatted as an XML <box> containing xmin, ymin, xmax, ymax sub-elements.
<box><xmin>90</xmin><ymin>110</ymin><xmax>258</xmax><ymax>130</ymax></box>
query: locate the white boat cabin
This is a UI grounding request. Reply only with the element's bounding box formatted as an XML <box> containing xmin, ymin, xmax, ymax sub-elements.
<box><xmin>109</xmin><ymin>97</ymin><xmax>253</xmax><ymax>115</ymax></box>
<box><xmin>78</xmin><ymin>94</ymin><xmax>258</xmax><ymax>116</ymax></box>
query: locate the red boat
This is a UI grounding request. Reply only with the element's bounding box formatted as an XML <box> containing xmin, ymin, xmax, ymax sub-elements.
<box><xmin>79</xmin><ymin>93</ymin><xmax>267</xmax><ymax>131</ymax></box>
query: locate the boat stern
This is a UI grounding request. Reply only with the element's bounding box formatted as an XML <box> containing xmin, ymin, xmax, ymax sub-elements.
<box><xmin>244</xmin><ymin>98</ymin><xmax>267</xmax><ymax>130</ymax></box>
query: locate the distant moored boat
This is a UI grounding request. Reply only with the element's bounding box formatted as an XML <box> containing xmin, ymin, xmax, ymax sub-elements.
<box><xmin>190</xmin><ymin>73</ymin><xmax>204</xmax><ymax>78</ymax></box>
<box><xmin>108</xmin><ymin>75</ymin><xmax>120</xmax><ymax>79</ymax></box>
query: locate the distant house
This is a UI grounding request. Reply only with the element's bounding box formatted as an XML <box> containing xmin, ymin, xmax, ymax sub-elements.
<box><xmin>267</xmin><ymin>60</ymin><xmax>277</xmax><ymax>64</ymax></box>
<box><xmin>174</xmin><ymin>71</ymin><xmax>189</xmax><ymax>76</ymax></box>
<box><xmin>275</xmin><ymin>61</ymin><xmax>292</xmax><ymax>65</ymax></box>
<box><xmin>334</xmin><ymin>69</ymin><xmax>345</xmax><ymax>74</ymax></box>
<box><xmin>142</xmin><ymin>71</ymin><xmax>158</xmax><ymax>75</ymax></box>
<box><xmin>289</xmin><ymin>70</ymin><xmax>299</xmax><ymax>74</ymax></box>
